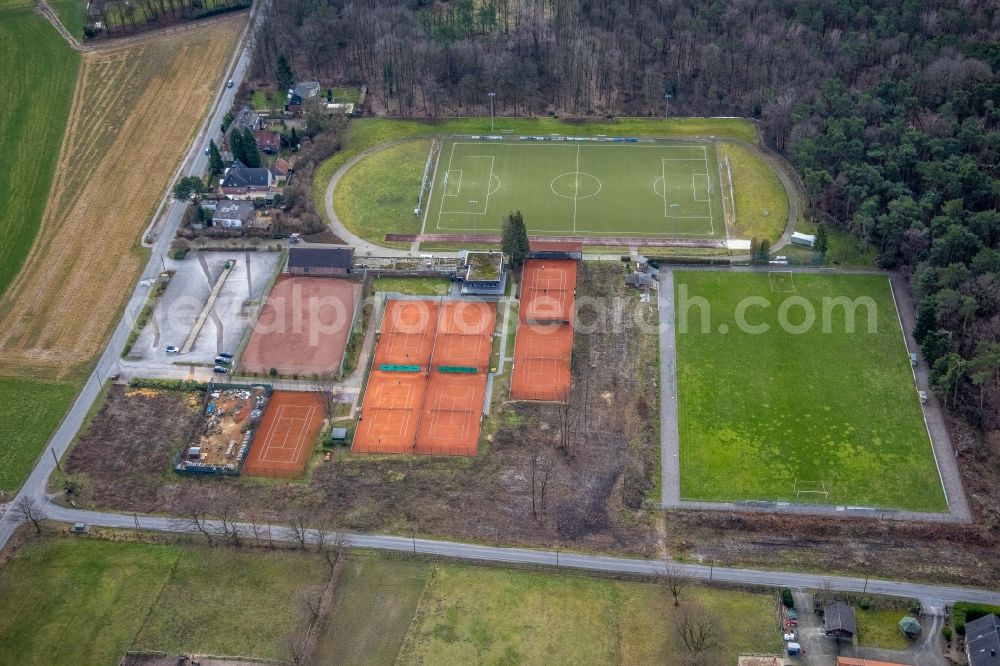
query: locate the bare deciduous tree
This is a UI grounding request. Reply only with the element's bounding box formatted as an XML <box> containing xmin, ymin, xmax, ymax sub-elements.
<box><xmin>312</xmin><ymin>375</ymin><xmax>342</xmax><ymax>423</ymax></box>
<box><xmin>174</xmin><ymin>495</ymin><xmax>214</xmax><ymax>545</ymax></box>
<box><xmin>12</xmin><ymin>496</ymin><xmax>45</xmax><ymax>535</ymax></box>
<box><xmin>661</xmin><ymin>564</ymin><xmax>686</xmax><ymax>606</ymax></box>
<box><xmin>675</xmin><ymin>605</ymin><xmax>722</xmax><ymax>666</ymax></box>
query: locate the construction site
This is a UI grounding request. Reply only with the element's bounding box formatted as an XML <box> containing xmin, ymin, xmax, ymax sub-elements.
<box><xmin>174</xmin><ymin>385</ymin><xmax>271</xmax><ymax>474</ymax></box>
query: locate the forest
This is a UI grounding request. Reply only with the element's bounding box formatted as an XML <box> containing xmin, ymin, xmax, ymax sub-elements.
<box><xmin>252</xmin><ymin>0</ymin><xmax>999</xmax><ymax>427</ymax></box>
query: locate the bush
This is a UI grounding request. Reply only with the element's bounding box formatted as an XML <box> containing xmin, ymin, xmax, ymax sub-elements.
<box><xmin>858</xmin><ymin>596</ymin><xmax>872</xmax><ymax>610</ymax></box>
<box><xmin>781</xmin><ymin>588</ymin><xmax>795</xmax><ymax>609</ymax></box>
<box><xmin>953</xmin><ymin>602</ymin><xmax>1000</xmax><ymax>635</ymax></box>
<box><xmin>942</xmin><ymin>626</ymin><xmax>953</xmax><ymax>640</ymax></box>
<box><xmin>128</xmin><ymin>377</ymin><xmax>207</xmax><ymax>392</ymax></box>
<box><xmin>269</xmin><ymin>368</ymin><xmax>278</xmax><ymax>377</ymax></box>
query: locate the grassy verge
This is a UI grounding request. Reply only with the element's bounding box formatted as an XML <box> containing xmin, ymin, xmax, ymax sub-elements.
<box><xmin>373</xmin><ymin>276</ymin><xmax>450</xmax><ymax>295</ymax></box>
<box><xmin>719</xmin><ymin>142</ymin><xmax>789</xmax><ymax>242</ymax></box>
<box><xmin>790</xmin><ymin>218</ymin><xmax>878</xmax><ymax>268</ymax></box>
<box><xmin>0</xmin><ymin>377</ymin><xmax>80</xmax><ymax>494</ymax></box>
<box><xmin>675</xmin><ymin>272</ymin><xmax>946</xmax><ymax>510</ymax></box>
<box><xmin>0</xmin><ymin>537</ymin><xmax>330</xmax><ymax>664</ymax></box>
<box><xmin>0</xmin><ymin>10</ymin><xmax>78</xmax><ymax>299</ymax></box>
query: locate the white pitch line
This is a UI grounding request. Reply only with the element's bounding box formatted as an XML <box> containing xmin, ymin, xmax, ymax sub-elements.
<box><xmin>573</xmin><ymin>146</ymin><xmax>580</xmax><ymax>233</ymax></box>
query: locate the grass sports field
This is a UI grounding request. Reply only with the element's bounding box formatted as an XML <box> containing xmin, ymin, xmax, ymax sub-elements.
<box><xmin>423</xmin><ymin>138</ymin><xmax>726</xmax><ymax>238</ymax></box>
<box><xmin>675</xmin><ymin>272</ymin><xmax>946</xmax><ymax>510</ymax></box>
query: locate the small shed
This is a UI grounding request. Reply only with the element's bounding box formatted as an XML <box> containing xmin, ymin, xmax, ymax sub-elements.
<box><xmin>824</xmin><ymin>602</ymin><xmax>857</xmax><ymax>640</ymax></box>
<box><xmin>898</xmin><ymin>616</ymin><xmax>921</xmax><ymax>639</ymax></box>
<box><xmin>287</xmin><ymin>247</ymin><xmax>354</xmax><ymax>276</ymax></box>
<box><xmin>625</xmin><ymin>273</ymin><xmax>653</xmax><ymax>289</ymax></box>
<box><xmin>791</xmin><ymin>232</ymin><xmax>816</xmax><ymax>247</ymax></box>
<box><xmin>330</xmin><ymin>427</ymin><xmax>348</xmax><ymax>442</ymax></box>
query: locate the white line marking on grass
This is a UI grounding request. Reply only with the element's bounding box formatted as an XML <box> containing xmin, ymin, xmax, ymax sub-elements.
<box><xmin>574</xmin><ymin>146</ymin><xmax>579</xmax><ymax>233</ymax></box>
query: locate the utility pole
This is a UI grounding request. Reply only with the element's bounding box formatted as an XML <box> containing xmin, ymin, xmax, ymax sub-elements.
<box><xmin>50</xmin><ymin>447</ymin><xmax>61</xmax><ymax>472</ymax></box>
<box><xmin>488</xmin><ymin>91</ymin><xmax>496</xmax><ymax>133</ymax></box>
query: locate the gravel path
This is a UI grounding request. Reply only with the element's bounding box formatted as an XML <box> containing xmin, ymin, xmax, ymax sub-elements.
<box><xmin>657</xmin><ymin>270</ymin><xmax>681</xmax><ymax>507</ymax></box>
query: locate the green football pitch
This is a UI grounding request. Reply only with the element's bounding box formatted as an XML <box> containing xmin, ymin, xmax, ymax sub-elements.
<box><xmin>422</xmin><ymin>138</ymin><xmax>727</xmax><ymax>238</ymax></box>
<box><xmin>675</xmin><ymin>272</ymin><xmax>948</xmax><ymax>511</ymax></box>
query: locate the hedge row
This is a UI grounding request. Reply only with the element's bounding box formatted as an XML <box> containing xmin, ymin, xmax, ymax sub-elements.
<box><xmin>128</xmin><ymin>378</ymin><xmax>208</xmax><ymax>392</ymax></box>
<box><xmin>953</xmin><ymin>602</ymin><xmax>1000</xmax><ymax>634</ymax></box>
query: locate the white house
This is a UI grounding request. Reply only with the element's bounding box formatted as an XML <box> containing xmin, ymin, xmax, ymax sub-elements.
<box><xmin>212</xmin><ymin>200</ymin><xmax>255</xmax><ymax>229</ymax></box>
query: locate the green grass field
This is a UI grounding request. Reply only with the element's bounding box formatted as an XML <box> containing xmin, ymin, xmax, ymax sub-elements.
<box><xmin>0</xmin><ymin>10</ymin><xmax>78</xmax><ymax>300</ymax></box>
<box><xmin>0</xmin><ymin>538</ymin><xmax>329</xmax><ymax>664</ymax></box>
<box><xmin>719</xmin><ymin>142</ymin><xmax>789</xmax><ymax>242</ymax></box>
<box><xmin>423</xmin><ymin>138</ymin><xmax>725</xmax><ymax>238</ymax></box>
<box><xmin>0</xmin><ymin>377</ymin><xmax>79</xmax><ymax>493</ymax></box>
<box><xmin>373</xmin><ymin>276</ymin><xmax>451</xmax><ymax>295</ymax></box>
<box><xmin>856</xmin><ymin>606</ymin><xmax>913</xmax><ymax>650</ymax></box>
<box><xmin>311</xmin><ymin>552</ymin><xmax>780</xmax><ymax>664</ymax></box>
<box><xmin>333</xmin><ymin>138</ymin><xmax>430</xmax><ymax>249</ymax></box>
<box><xmin>675</xmin><ymin>272</ymin><xmax>946</xmax><ymax>510</ymax></box>
<box><xmin>49</xmin><ymin>0</ymin><xmax>86</xmax><ymax>38</ymax></box>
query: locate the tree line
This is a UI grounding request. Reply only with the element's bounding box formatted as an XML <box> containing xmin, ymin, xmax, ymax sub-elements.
<box><xmin>256</xmin><ymin>0</ymin><xmax>999</xmax><ymax>427</ymax></box>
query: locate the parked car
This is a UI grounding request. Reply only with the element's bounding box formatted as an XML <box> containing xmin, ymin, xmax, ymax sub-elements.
<box><xmin>218</xmin><ymin>351</ymin><xmax>234</xmax><ymax>359</ymax></box>
<box><xmin>165</xmin><ymin>345</ymin><xmax>180</xmax><ymax>354</ymax></box>
<box><xmin>213</xmin><ymin>365</ymin><xmax>228</xmax><ymax>374</ymax></box>
<box><xmin>214</xmin><ymin>356</ymin><xmax>231</xmax><ymax>365</ymax></box>
<box><xmin>227</xmin><ymin>79</ymin><xmax>234</xmax><ymax>88</ymax></box>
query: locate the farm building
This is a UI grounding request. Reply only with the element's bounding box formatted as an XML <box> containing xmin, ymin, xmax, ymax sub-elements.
<box><xmin>966</xmin><ymin>614</ymin><xmax>1000</xmax><ymax>666</ymax></box>
<box><xmin>460</xmin><ymin>250</ymin><xmax>505</xmax><ymax>296</ymax></box>
<box><xmin>824</xmin><ymin>602</ymin><xmax>857</xmax><ymax>640</ymax></box>
<box><xmin>791</xmin><ymin>232</ymin><xmax>816</xmax><ymax>247</ymax></box>
<box><xmin>287</xmin><ymin>247</ymin><xmax>354</xmax><ymax>276</ymax></box>
<box><xmin>212</xmin><ymin>200</ymin><xmax>255</xmax><ymax>228</ymax></box>
<box><xmin>528</xmin><ymin>240</ymin><xmax>583</xmax><ymax>260</ymax></box>
<box><xmin>221</xmin><ymin>164</ymin><xmax>274</xmax><ymax>198</ymax></box>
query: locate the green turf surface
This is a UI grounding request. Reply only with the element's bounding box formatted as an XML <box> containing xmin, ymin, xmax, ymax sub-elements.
<box><xmin>373</xmin><ymin>276</ymin><xmax>451</xmax><ymax>295</ymax></box>
<box><xmin>333</xmin><ymin>138</ymin><xmax>430</xmax><ymax>249</ymax></box>
<box><xmin>0</xmin><ymin>377</ymin><xmax>79</xmax><ymax>493</ymax></box>
<box><xmin>0</xmin><ymin>538</ymin><xmax>330</xmax><ymax>663</ymax></box>
<box><xmin>423</xmin><ymin>138</ymin><xmax>725</xmax><ymax>238</ymax></box>
<box><xmin>314</xmin><ymin>117</ymin><xmax>758</xmax><ymax>229</ymax></box>
<box><xmin>675</xmin><ymin>272</ymin><xmax>946</xmax><ymax>510</ymax></box>
<box><xmin>0</xmin><ymin>11</ymin><xmax>78</xmax><ymax>300</ymax></box>
<box><xmin>719</xmin><ymin>142</ymin><xmax>789</xmax><ymax>242</ymax></box>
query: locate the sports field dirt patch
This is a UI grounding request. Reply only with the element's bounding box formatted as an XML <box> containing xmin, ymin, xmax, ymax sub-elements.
<box><xmin>374</xmin><ymin>299</ymin><xmax>439</xmax><ymax>369</ymax></box>
<box><xmin>0</xmin><ymin>14</ymin><xmax>245</xmax><ymax>381</ymax></box>
<box><xmin>511</xmin><ymin>259</ymin><xmax>577</xmax><ymax>401</ymax></box>
<box><xmin>519</xmin><ymin>259</ymin><xmax>577</xmax><ymax>324</ymax></box>
<box><xmin>242</xmin><ymin>390</ymin><xmax>325</xmax><ymax>477</ymax></box>
<box><xmin>415</xmin><ymin>373</ymin><xmax>487</xmax><ymax>455</ymax></box>
<box><xmin>240</xmin><ymin>276</ymin><xmax>362</xmax><ymax>376</ymax></box>
<box><xmin>432</xmin><ymin>300</ymin><xmax>496</xmax><ymax>371</ymax></box>
<box><xmin>353</xmin><ymin>371</ymin><xmax>427</xmax><ymax>453</ymax></box>
<box><xmin>510</xmin><ymin>324</ymin><xmax>573</xmax><ymax>402</ymax></box>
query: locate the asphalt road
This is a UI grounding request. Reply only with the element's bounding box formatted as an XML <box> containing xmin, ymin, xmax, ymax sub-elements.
<box><xmin>0</xmin><ymin>1</ymin><xmax>265</xmax><ymax>550</ymax></box>
<box><xmin>39</xmin><ymin>500</ymin><xmax>1000</xmax><ymax>607</ymax></box>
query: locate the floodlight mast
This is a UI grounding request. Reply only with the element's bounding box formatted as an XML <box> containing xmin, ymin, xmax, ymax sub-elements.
<box><xmin>488</xmin><ymin>91</ymin><xmax>496</xmax><ymax>133</ymax></box>
<box><xmin>664</xmin><ymin>91</ymin><xmax>673</xmax><ymax>121</ymax></box>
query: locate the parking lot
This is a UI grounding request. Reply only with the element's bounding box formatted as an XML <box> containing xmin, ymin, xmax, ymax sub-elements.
<box><xmin>121</xmin><ymin>251</ymin><xmax>282</xmax><ymax>379</ymax></box>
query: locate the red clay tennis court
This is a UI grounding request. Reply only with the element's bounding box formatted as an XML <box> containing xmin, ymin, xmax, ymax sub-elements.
<box><xmin>511</xmin><ymin>259</ymin><xmax>578</xmax><ymax>402</ymax></box>
<box><xmin>353</xmin><ymin>371</ymin><xmax>427</xmax><ymax>453</ymax></box>
<box><xmin>242</xmin><ymin>391</ymin><xmax>325</xmax><ymax>477</ymax></box>
<box><xmin>510</xmin><ymin>323</ymin><xmax>573</xmax><ymax>401</ymax></box>
<box><xmin>433</xmin><ymin>300</ymin><xmax>497</xmax><ymax>371</ymax></box>
<box><xmin>415</xmin><ymin>372</ymin><xmax>488</xmax><ymax>455</ymax></box>
<box><xmin>241</xmin><ymin>276</ymin><xmax>361</xmax><ymax>376</ymax></box>
<box><xmin>374</xmin><ymin>300</ymin><xmax>439</xmax><ymax>368</ymax></box>
<box><xmin>520</xmin><ymin>259</ymin><xmax>577</xmax><ymax>324</ymax></box>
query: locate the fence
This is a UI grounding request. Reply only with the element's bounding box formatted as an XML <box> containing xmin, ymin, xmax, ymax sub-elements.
<box><xmin>172</xmin><ymin>382</ymin><xmax>273</xmax><ymax>476</ymax></box>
